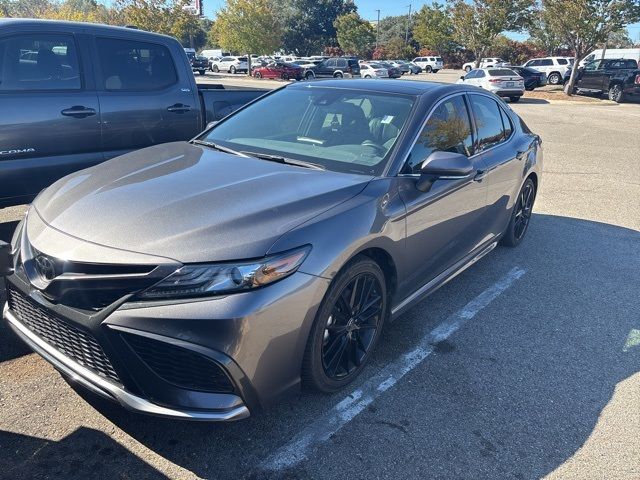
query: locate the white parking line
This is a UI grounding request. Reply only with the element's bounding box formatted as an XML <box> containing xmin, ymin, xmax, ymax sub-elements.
<box><xmin>260</xmin><ymin>266</ymin><xmax>526</xmax><ymax>472</ymax></box>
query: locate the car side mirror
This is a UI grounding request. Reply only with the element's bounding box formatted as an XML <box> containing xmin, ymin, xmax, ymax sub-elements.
<box><xmin>460</xmin><ymin>75</ymin><xmax>465</xmax><ymax>80</ymax></box>
<box><xmin>416</xmin><ymin>151</ymin><xmax>475</xmax><ymax>192</ymax></box>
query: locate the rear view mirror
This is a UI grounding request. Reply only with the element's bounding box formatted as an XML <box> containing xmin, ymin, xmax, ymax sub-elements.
<box><xmin>416</xmin><ymin>151</ymin><xmax>474</xmax><ymax>192</ymax></box>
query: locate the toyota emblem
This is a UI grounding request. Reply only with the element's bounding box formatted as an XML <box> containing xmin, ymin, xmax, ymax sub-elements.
<box><xmin>34</xmin><ymin>254</ymin><xmax>56</xmax><ymax>281</ymax></box>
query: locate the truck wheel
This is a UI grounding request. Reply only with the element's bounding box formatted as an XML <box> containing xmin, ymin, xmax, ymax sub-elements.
<box><xmin>425</xmin><ymin>65</ymin><xmax>432</xmax><ymax>73</ymax></box>
<box><xmin>548</xmin><ymin>72</ymin><xmax>561</xmax><ymax>85</ymax></box>
<box><xmin>608</xmin><ymin>84</ymin><xmax>625</xmax><ymax>103</ymax></box>
<box><xmin>230</xmin><ymin>65</ymin><xmax>236</xmax><ymax>74</ymax></box>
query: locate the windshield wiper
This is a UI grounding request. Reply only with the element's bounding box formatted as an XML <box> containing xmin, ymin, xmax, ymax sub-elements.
<box><xmin>240</xmin><ymin>151</ymin><xmax>325</xmax><ymax>170</ymax></box>
<box><xmin>192</xmin><ymin>139</ymin><xmax>244</xmax><ymax>156</ymax></box>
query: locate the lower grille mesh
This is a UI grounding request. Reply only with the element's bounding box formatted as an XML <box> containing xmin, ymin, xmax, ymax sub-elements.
<box><xmin>6</xmin><ymin>283</ymin><xmax>120</xmax><ymax>383</ymax></box>
<box><xmin>122</xmin><ymin>333</ymin><xmax>234</xmax><ymax>393</ymax></box>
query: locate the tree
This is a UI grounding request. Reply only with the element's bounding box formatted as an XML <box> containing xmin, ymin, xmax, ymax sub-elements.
<box><xmin>212</xmin><ymin>0</ymin><xmax>282</xmax><ymax>54</ymax></box>
<box><xmin>279</xmin><ymin>0</ymin><xmax>356</xmax><ymax>55</ymax></box>
<box><xmin>376</xmin><ymin>14</ymin><xmax>413</xmax><ymax>46</ymax></box>
<box><xmin>412</xmin><ymin>3</ymin><xmax>457</xmax><ymax>54</ymax></box>
<box><xmin>383</xmin><ymin>36</ymin><xmax>416</xmax><ymax>59</ymax></box>
<box><xmin>540</xmin><ymin>0</ymin><xmax>640</xmax><ymax>95</ymax></box>
<box><xmin>528</xmin><ymin>14</ymin><xmax>566</xmax><ymax>54</ymax></box>
<box><xmin>449</xmin><ymin>0</ymin><xmax>535</xmax><ymax>67</ymax></box>
<box><xmin>334</xmin><ymin>11</ymin><xmax>375</xmax><ymax>57</ymax></box>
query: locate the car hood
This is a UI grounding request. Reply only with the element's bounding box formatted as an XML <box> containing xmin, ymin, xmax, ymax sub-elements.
<box><xmin>33</xmin><ymin>142</ymin><xmax>372</xmax><ymax>263</ymax></box>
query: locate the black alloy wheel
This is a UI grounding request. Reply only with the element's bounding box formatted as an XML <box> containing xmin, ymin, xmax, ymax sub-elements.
<box><xmin>608</xmin><ymin>84</ymin><xmax>625</xmax><ymax>103</ymax></box>
<box><xmin>501</xmin><ymin>178</ymin><xmax>536</xmax><ymax>247</ymax></box>
<box><xmin>302</xmin><ymin>257</ymin><xmax>388</xmax><ymax>392</ymax></box>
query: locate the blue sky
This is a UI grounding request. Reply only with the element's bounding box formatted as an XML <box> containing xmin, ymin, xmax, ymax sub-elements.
<box><xmin>202</xmin><ymin>0</ymin><xmax>640</xmax><ymax>42</ymax></box>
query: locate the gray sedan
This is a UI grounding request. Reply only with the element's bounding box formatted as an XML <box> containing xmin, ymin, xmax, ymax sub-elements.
<box><xmin>2</xmin><ymin>80</ymin><xmax>542</xmax><ymax>421</ymax></box>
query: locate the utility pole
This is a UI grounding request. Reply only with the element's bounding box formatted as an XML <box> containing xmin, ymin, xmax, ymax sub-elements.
<box><xmin>375</xmin><ymin>9</ymin><xmax>381</xmax><ymax>49</ymax></box>
<box><xmin>405</xmin><ymin>4</ymin><xmax>412</xmax><ymax>44</ymax></box>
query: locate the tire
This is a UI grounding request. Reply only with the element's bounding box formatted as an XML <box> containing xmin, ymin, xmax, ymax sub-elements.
<box><xmin>465</xmin><ymin>65</ymin><xmax>471</xmax><ymax>72</ymax></box>
<box><xmin>364</xmin><ymin>74</ymin><xmax>371</xmax><ymax>79</ymax></box>
<box><xmin>281</xmin><ymin>72</ymin><xmax>289</xmax><ymax>80</ymax></box>
<box><xmin>198</xmin><ymin>70</ymin><xmax>205</xmax><ymax>75</ymax></box>
<box><xmin>230</xmin><ymin>65</ymin><xmax>236</xmax><ymax>74</ymax></box>
<box><xmin>501</xmin><ymin>178</ymin><xmax>536</xmax><ymax>247</ymax></box>
<box><xmin>510</xmin><ymin>96</ymin><xmax>521</xmax><ymax>103</ymax></box>
<box><xmin>305</xmin><ymin>71</ymin><xmax>314</xmax><ymax>80</ymax></box>
<box><xmin>548</xmin><ymin>72</ymin><xmax>561</xmax><ymax>85</ymax></box>
<box><xmin>254</xmin><ymin>71</ymin><xmax>262</xmax><ymax>78</ymax></box>
<box><xmin>302</xmin><ymin>256</ymin><xmax>388</xmax><ymax>393</ymax></box>
<box><xmin>608</xmin><ymin>83</ymin><xmax>625</xmax><ymax>103</ymax></box>
<box><xmin>425</xmin><ymin>65</ymin><xmax>432</xmax><ymax>73</ymax></box>
<box><xmin>212</xmin><ymin>64</ymin><xmax>219</xmax><ymax>73</ymax></box>
<box><xmin>334</xmin><ymin>71</ymin><xmax>343</xmax><ymax>78</ymax></box>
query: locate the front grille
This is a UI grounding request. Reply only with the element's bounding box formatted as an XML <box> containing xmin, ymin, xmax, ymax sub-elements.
<box><xmin>122</xmin><ymin>333</ymin><xmax>234</xmax><ymax>393</ymax></box>
<box><xmin>6</xmin><ymin>283</ymin><xmax>120</xmax><ymax>383</ymax></box>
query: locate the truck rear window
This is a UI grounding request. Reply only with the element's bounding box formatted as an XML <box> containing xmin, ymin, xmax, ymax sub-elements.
<box><xmin>96</xmin><ymin>38</ymin><xmax>177</xmax><ymax>91</ymax></box>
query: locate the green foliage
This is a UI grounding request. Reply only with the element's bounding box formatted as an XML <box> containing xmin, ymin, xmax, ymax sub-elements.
<box><xmin>375</xmin><ymin>14</ymin><xmax>412</xmax><ymax>46</ymax></box>
<box><xmin>450</xmin><ymin>0</ymin><xmax>535</xmax><ymax>66</ymax></box>
<box><xmin>280</xmin><ymin>0</ymin><xmax>356</xmax><ymax>56</ymax></box>
<box><xmin>412</xmin><ymin>3</ymin><xmax>457</xmax><ymax>54</ymax></box>
<box><xmin>383</xmin><ymin>37</ymin><xmax>416</xmax><ymax>59</ymax></box>
<box><xmin>212</xmin><ymin>0</ymin><xmax>282</xmax><ymax>54</ymax></box>
<box><xmin>334</xmin><ymin>11</ymin><xmax>375</xmax><ymax>57</ymax></box>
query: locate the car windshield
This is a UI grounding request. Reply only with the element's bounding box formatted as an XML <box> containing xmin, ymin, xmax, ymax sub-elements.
<box><xmin>201</xmin><ymin>86</ymin><xmax>416</xmax><ymax>176</ymax></box>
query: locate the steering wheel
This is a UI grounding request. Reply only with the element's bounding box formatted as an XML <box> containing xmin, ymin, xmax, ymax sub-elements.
<box><xmin>361</xmin><ymin>140</ymin><xmax>386</xmax><ymax>155</ymax></box>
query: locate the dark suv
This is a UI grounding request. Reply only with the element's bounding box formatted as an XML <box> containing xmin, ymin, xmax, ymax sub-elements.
<box><xmin>306</xmin><ymin>57</ymin><xmax>360</xmax><ymax>79</ymax></box>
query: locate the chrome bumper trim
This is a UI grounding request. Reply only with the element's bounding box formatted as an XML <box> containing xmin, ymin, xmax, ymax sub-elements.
<box><xmin>3</xmin><ymin>303</ymin><xmax>250</xmax><ymax>421</ymax></box>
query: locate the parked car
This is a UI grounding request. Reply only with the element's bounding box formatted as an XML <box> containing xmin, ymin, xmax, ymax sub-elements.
<box><xmin>579</xmin><ymin>48</ymin><xmax>640</xmax><ymax>67</ymax></box>
<box><xmin>0</xmin><ymin>18</ymin><xmax>267</xmax><ymax>208</ymax></box>
<box><xmin>359</xmin><ymin>63</ymin><xmax>389</xmax><ymax>78</ymax></box>
<box><xmin>305</xmin><ymin>57</ymin><xmax>360</xmax><ymax>79</ymax></box>
<box><xmin>569</xmin><ymin>58</ymin><xmax>640</xmax><ymax>103</ymax></box>
<box><xmin>463</xmin><ymin>58</ymin><xmax>508</xmax><ymax>72</ymax></box>
<box><xmin>185</xmin><ymin>50</ymin><xmax>208</xmax><ymax>75</ymax></box>
<box><xmin>210</xmin><ymin>56</ymin><xmax>249</xmax><ymax>74</ymax></box>
<box><xmin>406</xmin><ymin>61</ymin><xmax>423</xmax><ymax>74</ymax></box>
<box><xmin>457</xmin><ymin>68</ymin><xmax>525</xmax><ymax>102</ymax></box>
<box><xmin>508</xmin><ymin>66</ymin><xmax>547</xmax><ymax>91</ymax></box>
<box><xmin>253</xmin><ymin>61</ymin><xmax>303</xmax><ymax>80</ymax></box>
<box><xmin>387</xmin><ymin>60</ymin><xmax>410</xmax><ymax>74</ymax></box>
<box><xmin>2</xmin><ymin>79</ymin><xmax>542</xmax><ymax>421</ymax></box>
<box><xmin>522</xmin><ymin>57</ymin><xmax>572</xmax><ymax>85</ymax></box>
<box><xmin>412</xmin><ymin>56</ymin><xmax>443</xmax><ymax>73</ymax></box>
<box><xmin>377</xmin><ymin>61</ymin><xmax>402</xmax><ymax>78</ymax></box>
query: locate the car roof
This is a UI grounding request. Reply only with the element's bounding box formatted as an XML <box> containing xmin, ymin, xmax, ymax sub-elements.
<box><xmin>287</xmin><ymin>79</ymin><xmax>475</xmax><ymax>96</ymax></box>
<box><xmin>0</xmin><ymin>18</ymin><xmax>176</xmax><ymax>41</ymax></box>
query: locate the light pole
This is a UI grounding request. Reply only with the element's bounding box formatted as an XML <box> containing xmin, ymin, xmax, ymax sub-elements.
<box><xmin>375</xmin><ymin>9</ymin><xmax>381</xmax><ymax>49</ymax></box>
<box><xmin>405</xmin><ymin>4</ymin><xmax>412</xmax><ymax>44</ymax></box>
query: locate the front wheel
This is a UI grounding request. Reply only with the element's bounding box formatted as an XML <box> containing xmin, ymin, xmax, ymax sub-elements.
<box><xmin>548</xmin><ymin>72</ymin><xmax>561</xmax><ymax>85</ymax></box>
<box><xmin>608</xmin><ymin>83</ymin><xmax>625</xmax><ymax>103</ymax></box>
<box><xmin>364</xmin><ymin>74</ymin><xmax>371</xmax><ymax>79</ymax></box>
<box><xmin>254</xmin><ymin>71</ymin><xmax>262</xmax><ymax>78</ymax></box>
<box><xmin>501</xmin><ymin>178</ymin><xmax>536</xmax><ymax>247</ymax></box>
<box><xmin>304</xmin><ymin>71</ymin><xmax>314</xmax><ymax>80</ymax></box>
<box><xmin>230</xmin><ymin>65</ymin><xmax>236</xmax><ymax>74</ymax></box>
<box><xmin>425</xmin><ymin>65</ymin><xmax>432</xmax><ymax>73</ymax></box>
<box><xmin>302</xmin><ymin>257</ymin><xmax>388</xmax><ymax>392</ymax></box>
<box><xmin>464</xmin><ymin>65</ymin><xmax>471</xmax><ymax>72</ymax></box>
<box><xmin>212</xmin><ymin>64</ymin><xmax>219</xmax><ymax>73</ymax></box>
<box><xmin>334</xmin><ymin>72</ymin><xmax>343</xmax><ymax>78</ymax></box>
<box><xmin>509</xmin><ymin>96</ymin><xmax>521</xmax><ymax>103</ymax></box>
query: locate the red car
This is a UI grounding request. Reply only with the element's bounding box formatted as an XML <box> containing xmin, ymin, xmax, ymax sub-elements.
<box><xmin>253</xmin><ymin>62</ymin><xmax>303</xmax><ymax>80</ymax></box>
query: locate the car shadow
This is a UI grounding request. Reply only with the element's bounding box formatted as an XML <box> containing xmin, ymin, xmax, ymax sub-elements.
<box><xmin>517</xmin><ymin>97</ymin><xmax>550</xmax><ymax>104</ymax></box>
<box><xmin>1</xmin><ymin>214</ymin><xmax>639</xmax><ymax>480</ymax></box>
<box><xmin>0</xmin><ymin>428</ymin><xmax>167</xmax><ymax>480</ymax></box>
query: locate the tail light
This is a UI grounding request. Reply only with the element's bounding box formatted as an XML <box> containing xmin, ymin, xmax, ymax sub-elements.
<box><xmin>635</xmin><ymin>74</ymin><xmax>640</xmax><ymax>85</ymax></box>
<box><xmin>489</xmin><ymin>78</ymin><xmax>501</xmax><ymax>83</ymax></box>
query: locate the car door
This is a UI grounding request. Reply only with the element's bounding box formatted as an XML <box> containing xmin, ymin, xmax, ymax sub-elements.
<box><xmin>398</xmin><ymin>94</ymin><xmax>489</xmax><ymax>289</ymax></box>
<box><xmin>319</xmin><ymin>58</ymin><xmax>336</xmax><ymax>77</ymax></box>
<box><xmin>0</xmin><ymin>31</ymin><xmax>102</xmax><ymax>206</ymax></box>
<box><xmin>579</xmin><ymin>60</ymin><xmax>604</xmax><ymax>89</ymax></box>
<box><xmin>94</xmin><ymin>35</ymin><xmax>200</xmax><ymax>160</ymax></box>
<box><xmin>467</xmin><ymin>93</ymin><xmax>525</xmax><ymax>237</ymax></box>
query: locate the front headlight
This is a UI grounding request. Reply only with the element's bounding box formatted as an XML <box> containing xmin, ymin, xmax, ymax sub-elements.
<box><xmin>138</xmin><ymin>246</ymin><xmax>311</xmax><ymax>300</ymax></box>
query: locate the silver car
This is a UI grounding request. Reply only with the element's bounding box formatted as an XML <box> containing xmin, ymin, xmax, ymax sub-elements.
<box><xmin>3</xmin><ymin>80</ymin><xmax>542</xmax><ymax>421</ymax></box>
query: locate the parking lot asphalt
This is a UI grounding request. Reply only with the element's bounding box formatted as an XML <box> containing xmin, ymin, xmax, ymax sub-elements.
<box><xmin>1</xmin><ymin>74</ymin><xmax>639</xmax><ymax>480</ymax></box>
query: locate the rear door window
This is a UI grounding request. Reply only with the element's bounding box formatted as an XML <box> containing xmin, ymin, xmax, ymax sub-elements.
<box><xmin>0</xmin><ymin>33</ymin><xmax>81</xmax><ymax>91</ymax></box>
<box><xmin>469</xmin><ymin>94</ymin><xmax>506</xmax><ymax>151</ymax></box>
<box><xmin>96</xmin><ymin>38</ymin><xmax>177</xmax><ymax>91</ymax></box>
<box><xmin>539</xmin><ymin>59</ymin><xmax>553</xmax><ymax>66</ymax></box>
<box><xmin>557</xmin><ymin>58</ymin><xmax>568</xmax><ymax>65</ymax></box>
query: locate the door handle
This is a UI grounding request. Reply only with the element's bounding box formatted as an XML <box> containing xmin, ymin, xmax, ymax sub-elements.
<box><xmin>167</xmin><ymin>104</ymin><xmax>192</xmax><ymax>113</ymax></box>
<box><xmin>61</xmin><ymin>106</ymin><xmax>96</xmax><ymax>118</ymax></box>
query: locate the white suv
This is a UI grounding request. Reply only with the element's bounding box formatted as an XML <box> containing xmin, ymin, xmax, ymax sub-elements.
<box><xmin>463</xmin><ymin>58</ymin><xmax>508</xmax><ymax>72</ymax></box>
<box><xmin>412</xmin><ymin>56</ymin><xmax>443</xmax><ymax>73</ymax></box>
<box><xmin>522</xmin><ymin>57</ymin><xmax>572</xmax><ymax>85</ymax></box>
<box><xmin>210</xmin><ymin>56</ymin><xmax>249</xmax><ymax>74</ymax></box>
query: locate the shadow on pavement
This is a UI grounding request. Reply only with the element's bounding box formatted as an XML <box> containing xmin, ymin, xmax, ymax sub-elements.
<box><xmin>0</xmin><ymin>428</ymin><xmax>167</xmax><ymax>480</ymax></box>
<box><xmin>1</xmin><ymin>214</ymin><xmax>639</xmax><ymax>480</ymax></box>
<box><xmin>516</xmin><ymin>97</ymin><xmax>550</xmax><ymax>104</ymax></box>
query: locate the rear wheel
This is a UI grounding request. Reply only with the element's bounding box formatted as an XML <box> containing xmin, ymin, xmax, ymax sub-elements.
<box><xmin>334</xmin><ymin>71</ymin><xmax>344</xmax><ymax>78</ymax></box>
<box><xmin>302</xmin><ymin>257</ymin><xmax>388</xmax><ymax>392</ymax></box>
<box><xmin>425</xmin><ymin>65</ymin><xmax>433</xmax><ymax>73</ymax></box>
<box><xmin>364</xmin><ymin>74</ymin><xmax>372</xmax><ymax>79</ymax></box>
<box><xmin>608</xmin><ymin>83</ymin><xmax>625</xmax><ymax>103</ymax></box>
<box><xmin>510</xmin><ymin>96</ymin><xmax>521</xmax><ymax>103</ymax></box>
<box><xmin>230</xmin><ymin>65</ymin><xmax>236</xmax><ymax>74</ymax></box>
<box><xmin>212</xmin><ymin>64</ymin><xmax>219</xmax><ymax>73</ymax></box>
<box><xmin>465</xmin><ymin>65</ymin><xmax>471</xmax><ymax>72</ymax></box>
<box><xmin>501</xmin><ymin>178</ymin><xmax>536</xmax><ymax>247</ymax></box>
<box><xmin>254</xmin><ymin>71</ymin><xmax>262</xmax><ymax>78</ymax></box>
<box><xmin>548</xmin><ymin>72</ymin><xmax>561</xmax><ymax>85</ymax></box>
<box><xmin>305</xmin><ymin>71</ymin><xmax>314</xmax><ymax>80</ymax></box>
<box><xmin>281</xmin><ymin>72</ymin><xmax>289</xmax><ymax>80</ymax></box>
